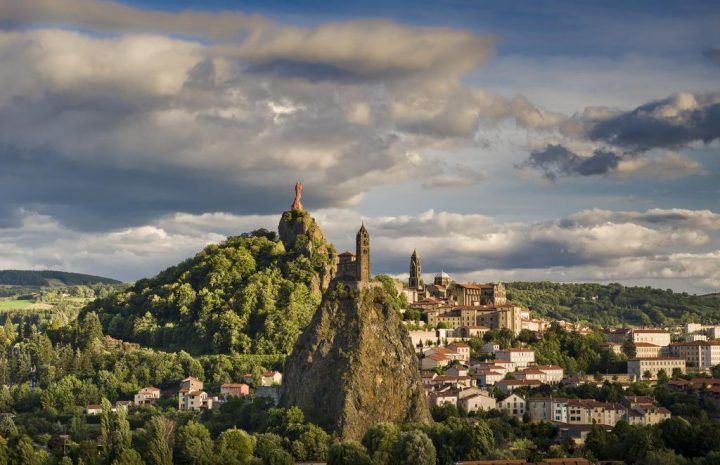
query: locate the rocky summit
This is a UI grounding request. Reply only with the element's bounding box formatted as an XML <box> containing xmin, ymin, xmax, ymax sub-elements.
<box><xmin>281</xmin><ymin>281</ymin><xmax>432</xmax><ymax>440</ymax></box>
<box><xmin>278</xmin><ymin>209</ymin><xmax>337</xmax><ymax>295</ymax></box>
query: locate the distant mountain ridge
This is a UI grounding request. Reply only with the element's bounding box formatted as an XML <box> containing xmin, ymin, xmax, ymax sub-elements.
<box><xmin>0</xmin><ymin>269</ymin><xmax>122</xmax><ymax>286</ymax></box>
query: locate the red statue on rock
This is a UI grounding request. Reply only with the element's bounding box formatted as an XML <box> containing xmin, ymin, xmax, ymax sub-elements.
<box><xmin>292</xmin><ymin>181</ymin><xmax>303</xmax><ymax>210</ymax></box>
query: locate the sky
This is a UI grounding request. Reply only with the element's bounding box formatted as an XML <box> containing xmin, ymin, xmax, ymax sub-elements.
<box><xmin>0</xmin><ymin>0</ymin><xmax>719</xmax><ymax>293</ymax></box>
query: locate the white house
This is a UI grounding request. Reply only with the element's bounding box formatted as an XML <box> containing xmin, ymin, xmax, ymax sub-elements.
<box><xmin>134</xmin><ymin>387</ymin><xmax>161</xmax><ymax>406</ymax></box>
<box><xmin>495</xmin><ymin>348</ymin><xmax>535</xmax><ymax>369</ymax></box>
<box><xmin>459</xmin><ymin>392</ymin><xmax>497</xmax><ymax>413</ymax></box>
<box><xmin>497</xmin><ymin>393</ymin><xmax>526</xmax><ymax>417</ymax></box>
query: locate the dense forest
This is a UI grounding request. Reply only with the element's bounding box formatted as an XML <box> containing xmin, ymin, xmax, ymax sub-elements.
<box><xmin>0</xmin><ymin>270</ymin><xmax>122</xmax><ymax>287</ymax></box>
<box><xmin>84</xmin><ymin>226</ymin><xmax>333</xmax><ymax>356</ymax></box>
<box><xmin>507</xmin><ymin>281</ymin><xmax>720</xmax><ymax>327</ymax></box>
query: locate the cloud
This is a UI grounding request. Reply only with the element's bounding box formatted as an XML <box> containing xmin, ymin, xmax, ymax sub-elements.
<box><xmin>516</xmin><ymin>92</ymin><xmax>718</xmax><ymax>180</ymax></box>
<box><xmin>585</xmin><ymin>92</ymin><xmax>720</xmax><ymax>150</ymax></box>
<box><xmin>518</xmin><ymin>144</ymin><xmax>620</xmax><ymax>180</ymax></box>
<box><xmin>3</xmin><ymin>207</ymin><xmax>719</xmax><ymax>294</ymax></box>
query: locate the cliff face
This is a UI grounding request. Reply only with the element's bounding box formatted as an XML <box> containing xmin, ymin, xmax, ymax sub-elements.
<box><xmin>281</xmin><ymin>282</ymin><xmax>432</xmax><ymax>440</ymax></box>
<box><xmin>278</xmin><ymin>209</ymin><xmax>337</xmax><ymax>295</ymax></box>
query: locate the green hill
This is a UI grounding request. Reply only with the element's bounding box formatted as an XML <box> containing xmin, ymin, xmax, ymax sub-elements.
<box><xmin>0</xmin><ymin>269</ymin><xmax>122</xmax><ymax>287</ymax></box>
<box><xmin>507</xmin><ymin>281</ymin><xmax>720</xmax><ymax>327</ymax></box>
<box><xmin>83</xmin><ymin>210</ymin><xmax>337</xmax><ymax>355</ymax></box>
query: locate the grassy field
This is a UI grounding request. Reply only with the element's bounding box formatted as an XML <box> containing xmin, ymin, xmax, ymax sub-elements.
<box><xmin>0</xmin><ymin>299</ymin><xmax>34</xmax><ymax>310</ymax></box>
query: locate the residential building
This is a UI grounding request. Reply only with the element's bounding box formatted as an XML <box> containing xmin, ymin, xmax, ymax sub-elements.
<box><xmin>631</xmin><ymin>329</ymin><xmax>671</xmax><ymax>347</ymax></box>
<box><xmin>134</xmin><ymin>386</ymin><xmax>161</xmax><ymax>406</ymax></box>
<box><xmin>448</xmin><ymin>282</ymin><xmax>507</xmax><ymax>306</ymax></box>
<box><xmin>627</xmin><ymin>357</ymin><xmax>686</xmax><ymax>380</ymax></box>
<box><xmin>626</xmin><ymin>406</ymin><xmax>671</xmax><ymax>425</ymax></box>
<box><xmin>86</xmin><ymin>404</ymin><xmax>103</xmax><ymax>415</ymax></box>
<box><xmin>178</xmin><ymin>377</ymin><xmax>212</xmax><ymax>411</ymax></box>
<box><xmin>445</xmin><ymin>365</ymin><xmax>469</xmax><ymax>377</ymax></box>
<box><xmin>534</xmin><ymin>365</ymin><xmax>564</xmax><ymax>384</ymax></box>
<box><xmin>633</xmin><ymin>342</ymin><xmax>664</xmax><ymax>358</ymax></box>
<box><xmin>424</xmin><ymin>304</ymin><xmax>523</xmax><ymax>335</ymax></box>
<box><xmin>447</xmin><ymin>342</ymin><xmax>470</xmax><ymax>362</ymax></box>
<box><xmin>460</xmin><ymin>392</ymin><xmax>497</xmax><ymax>413</ymax></box>
<box><xmin>496</xmin><ymin>379</ymin><xmax>542</xmax><ymax>394</ymax></box>
<box><xmin>421</xmin><ymin>353</ymin><xmax>451</xmax><ymax>370</ymax></box>
<box><xmin>668</xmin><ymin>340</ymin><xmax>720</xmax><ymax>369</ymax></box>
<box><xmin>220</xmin><ymin>383</ymin><xmax>250</xmax><ymax>398</ymax></box>
<box><xmin>498</xmin><ymin>393</ymin><xmax>526</xmax><ymax>417</ymax></box>
<box><xmin>496</xmin><ymin>348</ymin><xmax>535</xmax><ymax>369</ymax></box>
<box><xmin>528</xmin><ymin>397</ymin><xmax>569</xmax><ymax>423</ymax></box>
<box><xmin>482</xmin><ymin>342</ymin><xmax>500</xmax><ymax>354</ymax></box>
<box><xmin>260</xmin><ymin>371</ymin><xmax>282</xmax><ymax>386</ymax></box>
<box><xmin>477</xmin><ymin>370</ymin><xmax>504</xmax><ymax>387</ymax></box>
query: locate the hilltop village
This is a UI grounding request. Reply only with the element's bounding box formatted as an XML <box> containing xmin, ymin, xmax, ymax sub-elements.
<box><xmin>3</xmin><ymin>201</ymin><xmax>720</xmax><ymax>465</ymax></box>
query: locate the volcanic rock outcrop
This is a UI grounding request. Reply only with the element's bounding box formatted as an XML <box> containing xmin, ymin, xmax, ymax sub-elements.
<box><xmin>278</xmin><ymin>209</ymin><xmax>337</xmax><ymax>295</ymax></box>
<box><xmin>281</xmin><ymin>281</ymin><xmax>432</xmax><ymax>440</ymax></box>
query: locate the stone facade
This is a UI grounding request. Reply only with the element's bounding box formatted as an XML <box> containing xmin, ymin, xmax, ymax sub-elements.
<box><xmin>356</xmin><ymin>224</ymin><xmax>370</xmax><ymax>282</ymax></box>
<box><xmin>409</xmin><ymin>249</ymin><xmax>423</xmax><ymax>290</ymax></box>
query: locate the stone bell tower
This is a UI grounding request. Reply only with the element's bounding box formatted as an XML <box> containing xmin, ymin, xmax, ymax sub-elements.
<box><xmin>409</xmin><ymin>249</ymin><xmax>423</xmax><ymax>290</ymax></box>
<box><xmin>356</xmin><ymin>223</ymin><xmax>370</xmax><ymax>282</ymax></box>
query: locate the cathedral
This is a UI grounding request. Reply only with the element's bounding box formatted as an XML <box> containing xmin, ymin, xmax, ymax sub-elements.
<box><xmin>336</xmin><ymin>224</ymin><xmax>371</xmax><ymax>282</ymax></box>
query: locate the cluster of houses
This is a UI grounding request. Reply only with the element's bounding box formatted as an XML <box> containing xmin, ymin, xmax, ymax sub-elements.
<box><xmin>87</xmin><ymin>371</ymin><xmax>282</xmax><ymax>415</ymax></box>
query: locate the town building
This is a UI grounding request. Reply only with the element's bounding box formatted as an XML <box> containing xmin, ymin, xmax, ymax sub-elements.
<box><xmin>633</xmin><ymin>342</ymin><xmax>664</xmax><ymax>358</ymax></box>
<box><xmin>459</xmin><ymin>391</ymin><xmax>497</xmax><ymax>413</ymax></box>
<box><xmin>424</xmin><ymin>305</ymin><xmax>523</xmax><ymax>335</ymax></box>
<box><xmin>260</xmin><ymin>371</ymin><xmax>283</xmax><ymax>386</ymax></box>
<box><xmin>668</xmin><ymin>340</ymin><xmax>720</xmax><ymax>369</ymax></box>
<box><xmin>220</xmin><ymin>383</ymin><xmax>250</xmax><ymax>398</ymax></box>
<box><xmin>496</xmin><ymin>379</ymin><xmax>543</xmax><ymax>394</ymax></box>
<box><xmin>447</xmin><ymin>342</ymin><xmax>470</xmax><ymax>362</ymax></box>
<box><xmin>134</xmin><ymin>386</ymin><xmax>161</xmax><ymax>406</ymax></box>
<box><xmin>498</xmin><ymin>393</ymin><xmax>526</xmax><ymax>417</ymax></box>
<box><xmin>448</xmin><ymin>282</ymin><xmax>507</xmax><ymax>306</ymax></box>
<box><xmin>627</xmin><ymin>357</ymin><xmax>686</xmax><ymax>380</ymax></box>
<box><xmin>178</xmin><ymin>376</ymin><xmax>212</xmax><ymax>411</ymax></box>
<box><xmin>631</xmin><ymin>329</ymin><xmax>671</xmax><ymax>347</ymax></box>
<box><xmin>496</xmin><ymin>348</ymin><xmax>535</xmax><ymax>369</ymax></box>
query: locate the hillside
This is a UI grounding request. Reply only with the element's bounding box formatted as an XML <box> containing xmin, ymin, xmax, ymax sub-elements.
<box><xmin>83</xmin><ymin>211</ymin><xmax>337</xmax><ymax>355</ymax></box>
<box><xmin>0</xmin><ymin>269</ymin><xmax>122</xmax><ymax>287</ymax></box>
<box><xmin>507</xmin><ymin>281</ymin><xmax>720</xmax><ymax>327</ymax></box>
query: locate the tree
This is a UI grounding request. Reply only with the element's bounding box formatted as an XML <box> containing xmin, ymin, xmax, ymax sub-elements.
<box><xmin>100</xmin><ymin>398</ymin><xmax>114</xmax><ymax>463</ymax></box>
<box><xmin>216</xmin><ymin>428</ymin><xmax>254</xmax><ymax>465</ymax></box>
<box><xmin>643</xmin><ymin>370</ymin><xmax>653</xmax><ymax>381</ymax></box>
<box><xmin>178</xmin><ymin>421</ymin><xmax>214</xmax><ymax>465</ymax></box>
<box><xmin>327</xmin><ymin>441</ymin><xmax>372</xmax><ymax>465</ymax></box>
<box><xmin>657</xmin><ymin>369</ymin><xmax>669</xmax><ymax>382</ymax></box>
<box><xmin>147</xmin><ymin>416</ymin><xmax>175</xmax><ymax>465</ymax></box>
<box><xmin>362</xmin><ymin>422</ymin><xmax>399</xmax><ymax>465</ymax></box>
<box><xmin>0</xmin><ymin>416</ymin><xmax>17</xmax><ymax>438</ymax></box>
<box><xmin>298</xmin><ymin>424</ymin><xmax>328</xmax><ymax>462</ymax></box>
<box><xmin>112</xmin><ymin>450</ymin><xmax>145</xmax><ymax>465</ymax></box>
<box><xmin>114</xmin><ymin>407</ymin><xmax>131</xmax><ymax>457</ymax></box>
<box><xmin>392</xmin><ymin>430</ymin><xmax>436</xmax><ymax>465</ymax></box>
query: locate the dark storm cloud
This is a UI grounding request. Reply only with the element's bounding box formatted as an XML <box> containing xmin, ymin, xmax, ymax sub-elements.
<box><xmin>587</xmin><ymin>93</ymin><xmax>720</xmax><ymax>150</ymax></box>
<box><xmin>520</xmin><ymin>144</ymin><xmax>621</xmax><ymax>180</ymax></box>
<box><xmin>0</xmin><ymin>148</ymin><xmax>333</xmax><ymax>231</ymax></box>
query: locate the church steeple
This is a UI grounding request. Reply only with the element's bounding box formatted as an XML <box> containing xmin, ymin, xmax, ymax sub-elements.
<box><xmin>356</xmin><ymin>224</ymin><xmax>370</xmax><ymax>282</ymax></box>
<box><xmin>409</xmin><ymin>249</ymin><xmax>423</xmax><ymax>290</ymax></box>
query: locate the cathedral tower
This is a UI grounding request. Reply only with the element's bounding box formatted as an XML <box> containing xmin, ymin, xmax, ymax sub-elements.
<box><xmin>409</xmin><ymin>249</ymin><xmax>423</xmax><ymax>290</ymax></box>
<box><xmin>356</xmin><ymin>224</ymin><xmax>370</xmax><ymax>282</ymax></box>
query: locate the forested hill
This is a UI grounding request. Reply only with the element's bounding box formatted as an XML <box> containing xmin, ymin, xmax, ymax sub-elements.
<box><xmin>0</xmin><ymin>269</ymin><xmax>121</xmax><ymax>286</ymax></box>
<box><xmin>507</xmin><ymin>281</ymin><xmax>720</xmax><ymax>327</ymax></box>
<box><xmin>83</xmin><ymin>210</ymin><xmax>337</xmax><ymax>356</ymax></box>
